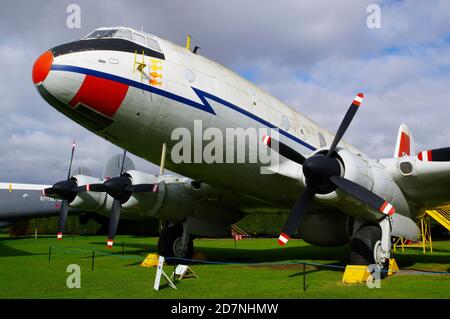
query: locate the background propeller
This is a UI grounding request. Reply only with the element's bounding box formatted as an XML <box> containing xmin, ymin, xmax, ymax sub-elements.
<box><xmin>82</xmin><ymin>150</ymin><xmax>158</xmax><ymax>248</ymax></box>
<box><xmin>417</xmin><ymin>147</ymin><xmax>450</xmax><ymax>162</ymax></box>
<box><xmin>42</xmin><ymin>142</ymin><xmax>85</xmax><ymax>240</ymax></box>
<box><xmin>264</xmin><ymin>93</ymin><xmax>396</xmax><ymax>246</ymax></box>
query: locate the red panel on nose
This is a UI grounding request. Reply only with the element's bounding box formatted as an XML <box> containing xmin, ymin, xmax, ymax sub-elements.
<box><xmin>32</xmin><ymin>51</ymin><xmax>53</xmax><ymax>84</ymax></box>
<box><xmin>69</xmin><ymin>75</ymin><xmax>129</xmax><ymax>117</ymax></box>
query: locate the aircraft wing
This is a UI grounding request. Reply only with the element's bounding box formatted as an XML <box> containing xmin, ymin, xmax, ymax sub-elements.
<box><xmin>385</xmin><ymin>151</ymin><xmax>450</xmax><ymax>209</ymax></box>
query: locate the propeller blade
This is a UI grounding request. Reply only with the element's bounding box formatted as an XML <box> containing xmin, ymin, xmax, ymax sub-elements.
<box><xmin>107</xmin><ymin>199</ymin><xmax>121</xmax><ymax>248</ymax></box>
<box><xmin>327</xmin><ymin>93</ymin><xmax>364</xmax><ymax>156</ymax></box>
<box><xmin>262</xmin><ymin>135</ymin><xmax>306</xmax><ymax>165</ymax></box>
<box><xmin>84</xmin><ymin>183</ymin><xmax>107</xmax><ymax>192</ymax></box>
<box><xmin>417</xmin><ymin>147</ymin><xmax>450</xmax><ymax>162</ymax></box>
<box><xmin>131</xmin><ymin>184</ymin><xmax>158</xmax><ymax>193</ymax></box>
<box><xmin>279</xmin><ymin>187</ymin><xmax>315</xmax><ymax>246</ymax></box>
<box><xmin>57</xmin><ymin>199</ymin><xmax>69</xmax><ymax>240</ymax></box>
<box><xmin>120</xmin><ymin>150</ymin><xmax>127</xmax><ymax>175</ymax></box>
<box><xmin>330</xmin><ymin>175</ymin><xmax>395</xmax><ymax>216</ymax></box>
<box><xmin>67</xmin><ymin>141</ymin><xmax>76</xmax><ymax>180</ymax></box>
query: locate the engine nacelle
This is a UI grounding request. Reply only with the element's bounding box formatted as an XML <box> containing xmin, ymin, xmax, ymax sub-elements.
<box><xmin>299</xmin><ymin>209</ymin><xmax>351</xmax><ymax>246</ymax></box>
<box><xmin>120</xmin><ymin>170</ymin><xmax>160</xmax><ymax>212</ymax></box>
<box><xmin>120</xmin><ymin>171</ymin><xmax>244</xmax><ymax>227</ymax></box>
<box><xmin>312</xmin><ymin>148</ymin><xmax>411</xmax><ymax>221</ymax></box>
<box><xmin>70</xmin><ymin>175</ymin><xmax>106</xmax><ymax>211</ymax></box>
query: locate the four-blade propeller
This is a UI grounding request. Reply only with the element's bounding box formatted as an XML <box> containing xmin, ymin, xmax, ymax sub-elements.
<box><xmin>264</xmin><ymin>93</ymin><xmax>396</xmax><ymax>246</ymax></box>
<box><xmin>82</xmin><ymin>150</ymin><xmax>158</xmax><ymax>248</ymax></box>
<box><xmin>43</xmin><ymin>142</ymin><xmax>85</xmax><ymax>240</ymax></box>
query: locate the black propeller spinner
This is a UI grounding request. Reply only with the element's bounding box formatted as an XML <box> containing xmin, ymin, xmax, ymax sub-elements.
<box><xmin>83</xmin><ymin>150</ymin><xmax>157</xmax><ymax>248</ymax></box>
<box><xmin>263</xmin><ymin>93</ymin><xmax>396</xmax><ymax>246</ymax></box>
<box><xmin>43</xmin><ymin>142</ymin><xmax>85</xmax><ymax>240</ymax></box>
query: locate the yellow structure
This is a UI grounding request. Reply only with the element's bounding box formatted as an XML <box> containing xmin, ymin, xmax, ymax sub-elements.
<box><xmin>342</xmin><ymin>259</ymin><xmax>399</xmax><ymax>284</ymax></box>
<box><xmin>185</xmin><ymin>34</ymin><xmax>191</xmax><ymax>50</ymax></box>
<box><xmin>193</xmin><ymin>251</ymin><xmax>206</xmax><ymax>261</ymax></box>
<box><xmin>133</xmin><ymin>50</ymin><xmax>147</xmax><ymax>81</ymax></box>
<box><xmin>394</xmin><ymin>215</ymin><xmax>433</xmax><ymax>254</ymax></box>
<box><xmin>342</xmin><ymin>265</ymin><xmax>370</xmax><ymax>284</ymax></box>
<box><xmin>388</xmin><ymin>258</ymin><xmax>399</xmax><ymax>276</ymax></box>
<box><xmin>140</xmin><ymin>253</ymin><xmax>160</xmax><ymax>268</ymax></box>
<box><xmin>394</xmin><ymin>208</ymin><xmax>450</xmax><ymax>254</ymax></box>
<box><xmin>427</xmin><ymin>208</ymin><xmax>450</xmax><ymax>231</ymax></box>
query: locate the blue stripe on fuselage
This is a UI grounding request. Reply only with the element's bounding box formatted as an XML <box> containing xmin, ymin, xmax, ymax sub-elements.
<box><xmin>51</xmin><ymin>64</ymin><xmax>316</xmax><ymax>151</ymax></box>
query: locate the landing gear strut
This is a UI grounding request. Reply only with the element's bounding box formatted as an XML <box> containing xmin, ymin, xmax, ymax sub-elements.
<box><xmin>350</xmin><ymin>218</ymin><xmax>392</xmax><ymax>276</ymax></box>
<box><xmin>157</xmin><ymin>223</ymin><xmax>193</xmax><ymax>261</ymax></box>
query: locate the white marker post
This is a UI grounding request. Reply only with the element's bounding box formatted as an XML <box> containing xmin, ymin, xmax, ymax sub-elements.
<box><xmin>153</xmin><ymin>256</ymin><xmax>177</xmax><ymax>291</ymax></box>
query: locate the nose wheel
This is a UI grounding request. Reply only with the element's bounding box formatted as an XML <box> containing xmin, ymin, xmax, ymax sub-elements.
<box><xmin>157</xmin><ymin>224</ymin><xmax>194</xmax><ymax>262</ymax></box>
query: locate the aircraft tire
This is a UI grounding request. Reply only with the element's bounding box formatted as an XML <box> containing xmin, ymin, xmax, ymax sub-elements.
<box><xmin>157</xmin><ymin>224</ymin><xmax>193</xmax><ymax>263</ymax></box>
<box><xmin>350</xmin><ymin>224</ymin><xmax>381</xmax><ymax>265</ymax></box>
<box><xmin>350</xmin><ymin>224</ymin><xmax>390</xmax><ymax>278</ymax></box>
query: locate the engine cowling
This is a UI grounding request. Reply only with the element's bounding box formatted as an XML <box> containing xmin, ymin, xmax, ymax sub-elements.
<box><xmin>311</xmin><ymin>148</ymin><xmax>411</xmax><ymax>221</ymax></box>
<box><xmin>69</xmin><ymin>175</ymin><xmax>106</xmax><ymax>211</ymax></box>
<box><xmin>299</xmin><ymin>209</ymin><xmax>351</xmax><ymax>246</ymax></box>
<box><xmin>119</xmin><ymin>170</ymin><xmax>244</xmax><ymax>228</ymax></box>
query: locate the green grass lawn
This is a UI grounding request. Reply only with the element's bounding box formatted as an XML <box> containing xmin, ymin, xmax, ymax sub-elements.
<box><xmin>0</xmin><ymin>235</ymin><xmax>449</xmax><ymax>298</ymax></box>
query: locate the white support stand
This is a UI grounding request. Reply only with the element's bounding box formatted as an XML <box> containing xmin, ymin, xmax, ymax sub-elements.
<box><xmin>153</xmin><ymin>256</ymin><xmax>177</xmax><ymax>291</ymax></box>
<box><xmin>171</xmin><ymin>265</ymin><xmax>198</xmax><ymax>280</ymax></box>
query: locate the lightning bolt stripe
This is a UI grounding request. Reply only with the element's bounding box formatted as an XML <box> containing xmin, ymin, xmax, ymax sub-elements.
<box><xmin>51</xmin><ymin>64</ymin><xmax>316</xmax><ymax>152</ymax></box>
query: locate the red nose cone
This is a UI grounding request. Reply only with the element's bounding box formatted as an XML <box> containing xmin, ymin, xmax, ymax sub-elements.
<box><xmin>32</xmin><ymin>51</ymin><xmax>53</xmax><ymax>84</ymax></box>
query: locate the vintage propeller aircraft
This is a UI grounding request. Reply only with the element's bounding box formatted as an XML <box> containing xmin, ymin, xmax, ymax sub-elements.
<box><xmin>32</xmin><ymin>26</ymin><xmax>450</xmax><ymax>270</ymax></box>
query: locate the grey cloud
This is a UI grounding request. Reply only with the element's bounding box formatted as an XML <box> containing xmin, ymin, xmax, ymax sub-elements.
<box><xmin>0</xmin><ymin>0</ymin><xmax>449</xmax><ymax>184</ymax></box>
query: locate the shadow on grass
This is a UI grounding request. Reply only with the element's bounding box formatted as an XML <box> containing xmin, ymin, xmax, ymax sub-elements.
<box><xmin>394</xmin><ymin>252</ymin><xmax>450</xmax><ymax>268</ymax></box>
<box><xmin>89</xmin><ymin>241</ymin><xmax>158</xmax><ymax>257</ymax></box>
<box><xmin>99</xmin><ymin>240</ymin><xmax>348</xmax><ymax>262</ymax></box>
<box><xmin>0</xmin><ymin>241</ymin><xmax>45</xmax><ymax>257</ymax></box>
<box><xmin>54</xmin><ymin>237</ymin><xmax>450</xmax><ymax>272</ymax></box>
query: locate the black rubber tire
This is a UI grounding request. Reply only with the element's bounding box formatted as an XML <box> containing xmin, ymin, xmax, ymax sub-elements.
<box><xmin>157</xmin><ymin>224</ymin><xmax>194</xmax><ymax>262</ymax></box>
<box><xmin>350</xmin><ymin>225</ymin><xmax>381</xmax><ymax>265</ymax></box>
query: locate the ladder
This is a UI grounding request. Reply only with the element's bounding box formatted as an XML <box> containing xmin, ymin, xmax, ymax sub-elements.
<box><xmin>393</xmin><ymin>208</ymin><xmax>450</xmax><ymax>254</ymax></box>
<box><xmin>231</xmin><ymin>224</ymin><xmax>251</xmax><ymax>240</ymax></box>
<box><xmin>426</xmin><ymin>208</ymin><xmax>450</xmax><ymax>231</ymax></box>
<box><xmin>133</xmin><ymin>50</ymin><xmax>147</xmax><ymax>81</ymax></box>
<box><xmin>394</xmin><ymin>215</ymin><xmax>433</xmax><ymax>254</ymax></box>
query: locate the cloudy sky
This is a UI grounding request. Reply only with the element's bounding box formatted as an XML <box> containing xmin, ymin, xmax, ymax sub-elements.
<box><xmin>0</xmin><ymin>0</ymin><xmax>449</xmax><ymax>184</ymax></box>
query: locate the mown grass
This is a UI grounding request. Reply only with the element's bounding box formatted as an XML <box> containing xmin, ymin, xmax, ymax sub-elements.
<box><xmin>0</xmin><ymin>235</ymin><xmax>448</xmax><ymax>299</ymax></box>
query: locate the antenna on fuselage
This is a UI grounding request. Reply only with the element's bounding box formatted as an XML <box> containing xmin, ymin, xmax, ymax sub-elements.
<box><xmin>185</xmin><ymin>34</ymin><xmax>201</xmax><ymax>55</ymax></box>
<box><xmin>185</xmin><ymin>34</ymin><xmax>191</xmax><ymax>50</ymax></box>
<box><xmin>159</xmin><ymin>143</ymin><xmax>167</xmax><ymax>175</ymax></box>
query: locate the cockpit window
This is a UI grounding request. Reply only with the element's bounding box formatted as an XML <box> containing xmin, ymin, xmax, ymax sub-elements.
<box><xmin>133</xmin><ymin>32</ymin><xmax>146</xmax><ymax>46</ymax></box>
<box><xmin>114</xmin><ymin>29</ymin><xmax>133</xmax><ymax>41</ymax></box>
<box><xmin>146</xmin><ymin>37</ymin><xmax>161</xmax><ymax>51</ymax></box>
<box><xmin>82</xmin><ymin>28</ymin><xmax>162</xmax><ymax>53</ymax></box>
<box><xmin>84</xmin><ymin>29</ymin><xmax>133</xmax><ymax>41</ymax></box>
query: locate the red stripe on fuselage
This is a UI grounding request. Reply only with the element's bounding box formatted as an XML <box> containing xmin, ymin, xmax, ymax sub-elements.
<box><xmin>69</xmin><ymin>75</ymin><xmax>129</xmax><ymax>117</ymax></box>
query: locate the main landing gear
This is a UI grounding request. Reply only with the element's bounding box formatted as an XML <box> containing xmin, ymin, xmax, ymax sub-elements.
<box><xmin>157</xmin><ymin>222</ymin><xmax>194</xmax><ymax>261</ymax></box>
<box><xmin>350</xmin><ymin>217</ymin><xmax>392</xmax><ymax>276</ymax></box>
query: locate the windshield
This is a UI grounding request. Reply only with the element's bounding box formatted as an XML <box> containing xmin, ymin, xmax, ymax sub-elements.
<box><xmin>84</xmin><ymin>29</ymin><xmax>133</xmax><ymax>41</ymax></box>
<box><xmin>83</xmin><ymin>28</ymin><xmax>162</xmax><ymax>52</ymax></box>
